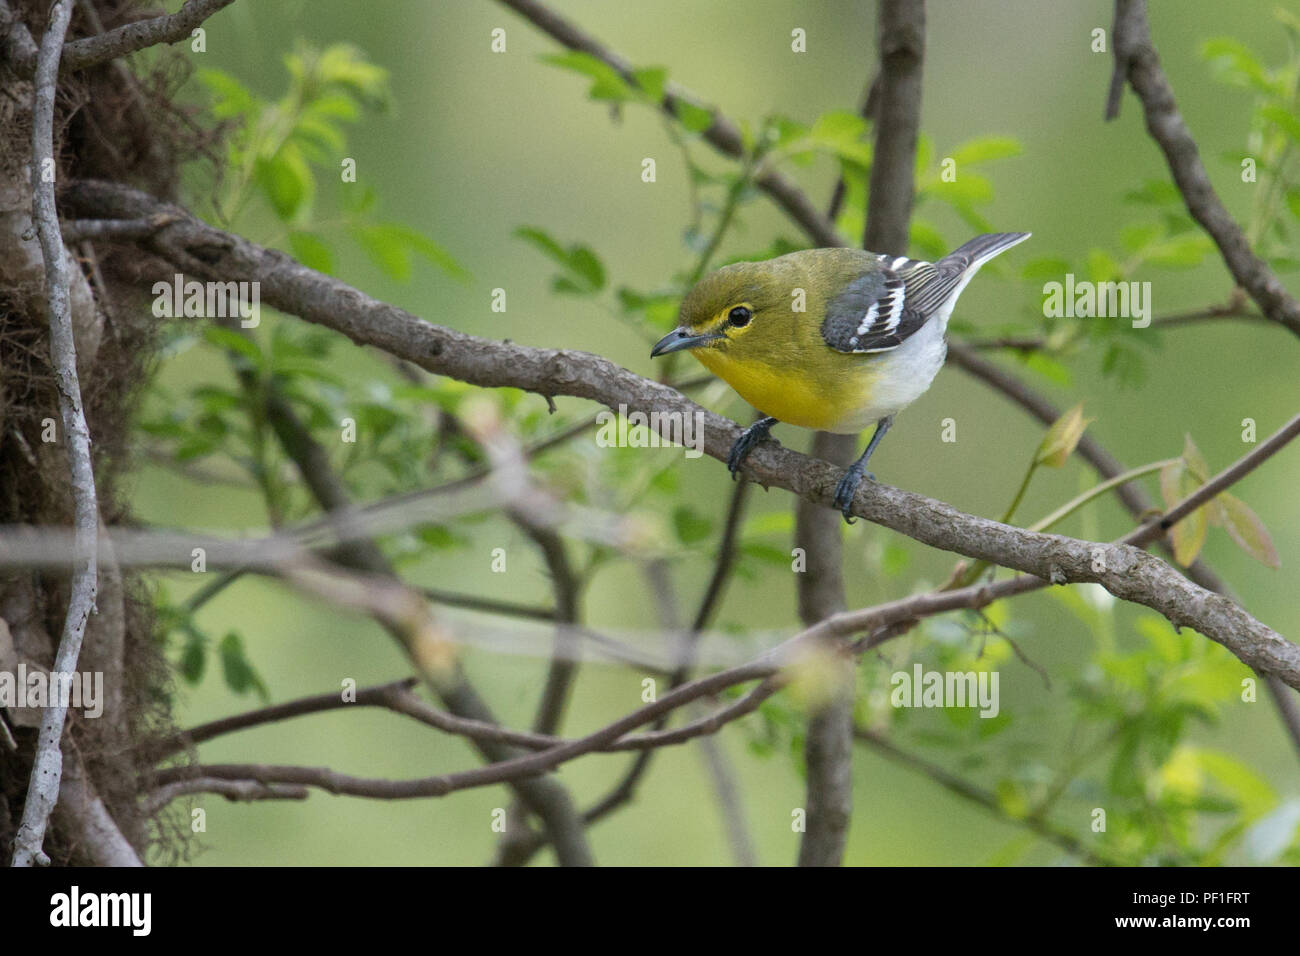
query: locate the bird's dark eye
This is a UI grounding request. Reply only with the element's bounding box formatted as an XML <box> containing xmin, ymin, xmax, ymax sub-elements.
<box><xmin>728</xmin><ymin>306</ymin><xmax>752</xmax><ymax>328</ymax></box>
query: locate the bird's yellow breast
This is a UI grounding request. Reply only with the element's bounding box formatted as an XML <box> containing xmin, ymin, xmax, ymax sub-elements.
<box><xmin>693</xmin><ymin>348</ymin><xmax>875</xmax><ymax>433</ymax></box>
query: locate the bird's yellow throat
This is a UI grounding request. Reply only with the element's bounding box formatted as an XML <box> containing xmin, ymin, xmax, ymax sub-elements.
<box><xmin>691</xmin><ymin>346</ymin><xmax>870</xmax><ymax>433</ymax></box>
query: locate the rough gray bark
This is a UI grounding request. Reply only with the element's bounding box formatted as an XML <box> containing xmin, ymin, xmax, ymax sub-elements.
<box><xmin>11</xmin><ymin>0</ymin><xmax>101</xmax><ymax>869</ymax></box>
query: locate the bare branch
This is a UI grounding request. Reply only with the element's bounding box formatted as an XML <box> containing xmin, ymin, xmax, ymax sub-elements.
<box><xmin>4</xmin><ymin>0</ymin><xmax>236</xmax><ymax>77</ymax></box>
<box><xmin>143</xmin><ymin>779</ymin><xmax>310</xmax><ymax>815</ymax></box>
<box><xmin>1107</xmin><ymin>0</ymin><xmax>1300</xmax><ymax>338</ymax></box>
<box><xmin>11</xmin><ymin>0</ymin><xmax>99</xmax><ymax>869</ymax></box>
<box><xmin>795</xmin><ymin>432</ymin><xmax>857</xmax><ymax>868</ymax></box>
<box><xmin>59</xmin><ymin>213</ymin><xmax>180</xmax><ymax>243</ymax></box>
<box><xmin>151</xmin><ymin>663</ymin><xmax>780</xmax><ymax>801</ymax></box>
<box><xmin>150</xmin><ymin>678</ymin><xmax>421</xmax><ymax>761</ymax></box>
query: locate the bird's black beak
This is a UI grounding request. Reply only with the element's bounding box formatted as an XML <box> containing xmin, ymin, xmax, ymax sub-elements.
<box><xmin>651</xmin><ymin>328</ymin><xmax>719</xmax><ymax>358</ymax></box>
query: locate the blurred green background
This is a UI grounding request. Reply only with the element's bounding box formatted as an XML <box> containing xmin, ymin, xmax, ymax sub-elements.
<box><xmin>133</xmin><ymin>0</ymin><xmax>1300</xmax><ymax>864</ymax></box>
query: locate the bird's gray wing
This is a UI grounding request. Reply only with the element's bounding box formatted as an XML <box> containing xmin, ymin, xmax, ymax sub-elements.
<box><xmin>820</xmin><ymin>255</ymin><xmax>958</xmax><ymax>354</ymax></box>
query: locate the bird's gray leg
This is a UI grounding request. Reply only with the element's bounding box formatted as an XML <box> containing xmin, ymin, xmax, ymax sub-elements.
<box><xmin>833</xmin><ymin>415</ymin><xmax>894</xmax><ymax>522</ymax></box>
<box><xmin>727</xmin><ymin>416</ymin><xmax>779</xmax><ymax>478</ymax></box>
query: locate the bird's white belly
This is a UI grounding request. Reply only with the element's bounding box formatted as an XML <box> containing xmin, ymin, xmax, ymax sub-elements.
<box><xmin>826</xmin><ymin>311</ymin><xmax>949</xmax><ymax>433</ymax></box>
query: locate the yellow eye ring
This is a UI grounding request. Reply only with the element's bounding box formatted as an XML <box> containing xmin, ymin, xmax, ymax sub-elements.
<box><xmin>727</xmin><ymin>305</ymin><xmax>752</xmax><ymax>328</ymax></box>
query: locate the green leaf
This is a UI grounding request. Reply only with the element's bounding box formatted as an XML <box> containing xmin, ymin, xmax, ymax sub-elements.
<box><xmin>416</xmin><ymin>525</ymin><xmax>465</xmax><ymax>550</ymax></box>
<box><xmin>673</xmin><ymin>98</ymin><xmax>715</xmax><ymax>134</ymax></box>
<box><xmin>291</xmin><ymin>114</ymin><xmax>347</xmax><ymax>161</ymax></box>
<box><xmin>948</xmin><ymin>136</ymin><xmax>1021</xmax><ymax>166</ymax></box>
<box><xmin>880</xmin><ymin>541</ymin><xmax>911</xmax><ymax>577</ymax></box>
<box><xmin>218</xmin><ymin>631</ymin><xmax>269</xmax><ymax>701</ymax></box>
<box><xmin>289</xmin><ymin>231</ymin><xmax>335</xmax><ymax>275</ymax></box>
<box><xmin>565</xmin><ymin>246</ymin><xmax>606</xmax><ymax>291</ymax></box>
<box><xmin>515</xmin><ymin>227</ymin><xmax>604</xmax><ymax>293</ymax></box>
<box><xmin>1020</xmin><ymin>351</ymin><xmax>1072</xmax><ymax>387</ymax></box>
<box><xmin>1086</xmin><ymin>248</ymin><xmax>1122</xmax><ymax>282</ymax></box>
<box><xmin>630</xmin><ymin>66</ymin><xmax>667</xmax><ymax>102</ymax></box>
<box><xmin>1217</xmin><ymin>492</ymin><xmax>1280</xmax><ymax>568</ymax></box>
<box><xmin>202</xmin><ymin>325</ymin><xmax>262</xmax><ymax>364</ymax></box>
<box><xmin>1287</xmin><ymin>188</ymin><xmax>1300</xmax><ymax>222</ymax></box>
<box><xmin>671</xmin><ymin>506</ymin><xmax>713</xmax><ymax>545</ymax></box>
<box><xmin>1120</xmin><ymin>222</ymin><xmax>1162</xmax><ymax>253</ymax></box>
<box><xmin>179</xmin><ymin>631</ymin><xmax>206</xmax><ymax>684</ymax></box>
<box><xmin>254</xmin><ymin>141</ymin><xmax>314</xmax><ymax>222</ymax></box>
<box><xmin>1258</xmin><ymin>104</ymin><xmax>1300</xmax><ymax>144</ymax></box>
<box><xmin>908</xmin><ymin>221</ymin><xmax>947</xmax><ymax>261</ymax></box>
<box><xmin>1196</xmin><ymin>749</ymin><xmax>1276</xmax><ymax>818</ymax></box>
<box><xmin>805</xmin><ymin>110</ymin><xmax>872</xmax><ymax>166</ymax></box>
<box><xmin>739</xmin><ymin>542</ymin><xmax>791</xmax><ymax>567</ymax></box>
<box><xmin>1160</xmin><ymin>458</ymin><xmax>1207</xmax><ymax>566</ymax></box>
<box><xmin>309</xmin><ymin>92</ymin><xmax>361</xmax><ymax>122</ymax></box>
<box><xmin>1035</xmin><ymin>403</ymin><xmax>1092</xmax><ymax>468</ymax></box>
<box><xmin>1181</xmin><ymin>434</ymin><xmax>1210</xmax><ymax>482</ymax></box>
<box><xmin>513</xmin><ymin>226</ymin><xmax>569</xmax><ymax>264</ymax></box>
<box><xmin>1201</xmin><ymin>37</ymin><xmax>1277</xmax><ymax>95</ymax></box>
<box><xmin>994</xmin><ymin>778</ymin><xmax>1030</xmax><ymax>819</ymax></box>
<box><xmin>1144</xmin><ymin>234</ymin><xmax>1213</xmax><ymax>268</ymax></box>
<box><xmin>742</xmin><ymin>511</ymin><xmax>794</xmax><ymax>537</ymax></box>
<box><xmin>929</xmin><ymin>174</ymin><xmax>994</xmax><ymax>205</ymax></box>
<box><xmin>1123</xmin><ymin>180</ymin><xmax>1181</xmax><ymax>206</ymax></box>
<box><xmin>541</xmin><ymin>51</ymin><xmax>635</xmax><ymax>102</ymax></box>
<box><xmin>198</xmin><ymin>68</ymin><xmax>256</xmax><ymax>120</ymax></box>
<box><xmin>353</xmin><ymin>223</ymin><xmax>467</xmax><ymax>282</ymax></box>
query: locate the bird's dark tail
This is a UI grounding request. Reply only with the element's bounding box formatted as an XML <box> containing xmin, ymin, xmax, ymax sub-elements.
<box><xmin>941</xmin><ymin>232</ymin><xmax>1032</xmax><ymax>273</ymax></box>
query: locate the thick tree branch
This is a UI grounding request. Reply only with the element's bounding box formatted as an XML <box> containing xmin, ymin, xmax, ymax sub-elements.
<box><xmin>863</xmin><ymin>0</ymin><xmax>924</xmax><ymax>255</ymax></box>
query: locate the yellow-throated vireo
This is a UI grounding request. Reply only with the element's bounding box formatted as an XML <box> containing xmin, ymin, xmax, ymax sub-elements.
<box><xmin>651</xmin><ymin>232</ymin><xmax>1031</xmax><ymax>520</ymax></box>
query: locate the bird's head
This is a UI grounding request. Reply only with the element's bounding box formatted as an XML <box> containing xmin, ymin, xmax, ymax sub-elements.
<box><xmin>650</xmin><ymin>259</ymin><xmax>797</xmax><ymax>363</ymax></box>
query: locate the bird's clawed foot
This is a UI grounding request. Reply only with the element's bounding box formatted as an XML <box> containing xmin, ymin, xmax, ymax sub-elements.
<box><xmin>833</xmin><ymin>464</ymin><xmax>875</xmax><ymax>523</ymax></box>
<box><xmin>833</xmin><ymin>416</ymin><xmax>892</xmax><ymax>523</ymax></box>
<box><xmin>727</xmin><ymin>416</ymin><xmax>779</xmax><ymax>479</ymax></box>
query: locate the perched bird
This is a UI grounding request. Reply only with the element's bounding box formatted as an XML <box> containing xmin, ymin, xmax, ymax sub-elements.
<box><xmin>651</xmin><ymin>232</ymin><xmax>1030</xmax><ymax>520</ymax></box>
